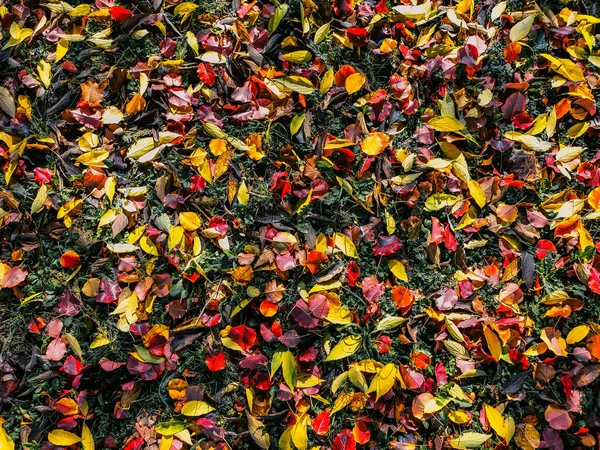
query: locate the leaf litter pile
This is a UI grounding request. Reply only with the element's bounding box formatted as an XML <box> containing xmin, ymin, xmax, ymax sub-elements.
<box><xmin>5</xmin><ymin>0</ymin><xmax>600</xmax><ymax>448</ymax></box>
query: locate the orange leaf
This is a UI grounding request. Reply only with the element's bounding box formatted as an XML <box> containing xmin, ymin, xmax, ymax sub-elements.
<box><xmin>361</xmin><ymin>132</ymin><xmax>390</xmax><ymax>156</ymax></box>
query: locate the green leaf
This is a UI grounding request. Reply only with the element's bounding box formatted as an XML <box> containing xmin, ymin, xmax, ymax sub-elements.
<box><xmin>281</xmin><ymin>350</ymin><xmax>297</xmax><ymax>392</ymax></box>
<box><xmin>290</xmin><ymin>112</ymin><xmax>306</xmax><ymax>135</ymax></box>
<box><xmin>268</xmin><ymin>4</ymin><xmax>288</xmax><ymax>33</ymax></box>
<box><xmin>0</xmin><ymin>87</ymin><xmax>16</xmax><ymax>118</ymax></box>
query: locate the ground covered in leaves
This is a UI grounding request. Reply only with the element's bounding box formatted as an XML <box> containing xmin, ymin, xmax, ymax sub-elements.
<box><xmin>3</xmin><ymin>0</ymin><xmax>600</xmax><ymax>449</ymax></box>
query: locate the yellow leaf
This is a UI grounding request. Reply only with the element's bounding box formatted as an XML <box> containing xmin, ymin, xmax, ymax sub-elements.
<box><xmin>98</xmin><ymin>209</ymin><xmax>119</xmax><ymax>229</ymax></box>
<box><xmin>510</xmin><ymin>14</ymin><xmax>536</xmax><ymax>42</ymax></box>
<box><xmin>159</xmin><ymin>436</ymin><xmax>173</xmax><ymax>450</ymax></box>
<box><xmin>424</xmin><ymin>194</ymin><xmax>459</xmax><ymax>211</ymax></box>
<box><xmin>186</xmin><ymin>31</ymin><xmax>199</xmax><ymax>56</ymax></box>
<box><xmin>333</xmin><ymin>232</ymin><xmax>358</xmax><ymax>258</ymax></box>
<box><xmin>385</xmin><ymin>209</ymin><xmax>396</xmax><ymax>234</ymax></box>
<box><xmin>428</xmin><ymin>116</ymin><xmax>465</xmax><ymax>132</ymax></box>
<box><xmin>308</xmin><ymin>280</ymin><xmax>342</xmax><ymax>293</ymax></box>
<box><xmin>468</xmin><ymin>179</ymin><xmax>486</xmax><ymax>208</ymax></box>
<box><xmin>578</xmin><ymin>222</ymin><xmax>593</xmax><ymax>250</ymax></box>
<box><xmin>105</xmin><ymin>176</ymin><xmax>116</xmax><ymax>204</ymax></box>
<box><xmin>290</xmin><ymin>112</ymin><xmax>306</xmax><ymax>135</ymax></box>
<box><xmin>448</xmin><ymin>410</ymin><xmax>471</xmax><ymax>424</ymax></box>
<box><xmin>174</xmin><ymin>2</ymin><xmax>198</xmax><ymax>18</ymax></box>
<box><xmin>70</xmin><ymin>4</ymin><xmax>91</xmax><ymax>16</ymax></box>
<box><xmin>348</xmin><ymin>365</ymin><xmax>368</xmax><ymax>392</ymax></box>
<box><xmin>388</xmin><ymin>259</ymin><xmax>408</xmax><ymax>282</ymax></box>
<box><xmin>48</xmin><ymin>429</ymin><xmax>81</xmax><ymax>446</ymax></box>
<box><xmin>320</xmin><ymin>67</ymin><xmax>334</xmax><ymax>94</ymax></box>
<box><xmin>515</xmin><ymin>423</ymin><xmax>540</xmax><ymax>450</ymax></box>
<box><xmin>181</xmin><ymin>401</ymin><xmax>215</xmax><ymax>416</ymax></box>
<box><xmin>56</xmin><ymin>39</ymin><xmax>69</xmax><ymax>62</ymax></box>
<box><xmin>179</xmin><ymin>212</ymin><xmax>201</xmax><ymax>231</ymax></box>
<box><xmin>2</xmin><ymin>22</ymin><xmax>33</xmax><ymax>50</ymax></box>
<box><xmin>485</xmin><ymin>404</ymin><xmax>514</xmax><ymax>442</ymax></box>
<box><xmin>245</xmin><ymin>411</ymin><xmax>270</xmax><ymax>449</ymax></box>
<box><xmin>291</xmin><ymin>422</ymin><xmax>308</xmax><ymax>450</ymax></box>
<box><xmin>483</xmin><ymin>326</ymin><xmax>502</xmax><ymax>361</ymax></box>
<box><xmin>546</xmin><ymin>107</ymin><xmax>557</xmax><ymax>138</ymax></box>
<box><xmin>0</xmin><ymin>422</ymin><xmax>14</xmax><ymax>450</ymax></box>
<box><xmin>140</xmin><ymin>235</ymin><xmax>159</xmax><ymax>256</ymax></box>
<box><xmin>314</xmin><ymin>22</ymin><xmax>330</xmax><ymax>44</ymax></box>
<box><xmin>566</xmin><ymin>122</ymin><xmax>589</xmax><ymax>139</ymax></box>
<box><xmin>0</xmin><ymin>87</ymin><xmax>16</xmax><ymax>118</ymax></box>
<box><xmin>282</xmin><ymin>50</ymin><xmax>312</xmax><ymax>63</ymax></box>
<box><xmin>527</xmin><ymin>113</ymin><xmax>547</xmax><ymax>135</ymax></box>
<box><xmin>331</xmin><ymin>390</ymin><xmax>354</xmax><ymax>414</ymax></box>
<box><xmin>455</xmin><ymin>0</ymin><xmax>473</xmax><ymax>17</ymax></box>
<box><xmin>297</xmin><ymin>188</ymin><xmax>312</xmax><ymax>214</ymax></box>
<box><xmin>76</xmin><ymin>150</ymin><xmax>109</xmax><ymax>166</ymax></box>
<box><xmin>282</xmin><ymin>350</ymin><xmax>297</xmax><ymax>392</ymax></box>
<box><xmin>367</xmin><ymin>363</ymin><xmax>397</xmax><ymax>400</ymax></box>
<box><xmin>81</xmin><ymin>423</ymin><xmax>94</xmax><ymax>450</ymax></box>
<box><xmin>31</xmin><ymin>184</ymin><xmax>48</xmax><ymax>214</ymax></box>
<box><xmin>361</xmin><ymin>132</ymin><xmax>390</xmax><ymax>156</ymax></box>
<box><xmin>125</xmin><ymin>93</ymin><xmax>146</xmax><ymax>115</ymax></box>
<box><xmin>449</xmin><ymin>432</ymin><xmax>491</xmax><ymax>449</ymax></box>
<box><xmin>325</xmin><ymin>335</ymin><xmax>362</xmax><ymax>361</ymax></box>
<box><xmin>168</xmin><ymin>226</ymin><xmax>185</xmax><ymax>251</ymax></box>
<box><xmin>90</xmin><ymin>334</ymin><xmax>111</xmax><ymax>349</ymax></box>
<box><xmin>127</xmin><ymin>225</ymin><xmax>146</xmax><ymax>244</ymax></box>
<box><xmin>556</xmin><ymin>146</ymin><xmax>585</xmax><ymax>163</ymax></box>
<box><xmin>345</xmin><ymin>72</ymin><xmax>366</xmax><ymax>94</ymax></box>
<box><xmin>566</xmin><ymin>324</ymin><xmax>590</xmax><ymax>344</ymax></box>
<box><xmin>238</xmin><ymin>180</ymin><xmax>249</xmax><ymax>205</ymax></box>
<box><xmin>540</xmin><ymin>54</ymin><xmax>586</xmax><ymax>82</ymax></box>
<box><xmin>37</xmin><ymin>59</ymin><xmax>52</xmax><ymax>88</ymax></box>
<box><xmin>589</xmin><ymin>55</ymin><xmax>600</xmax><ymax>69</ymax></box>
<box><xmin>296</xmin><ymin>374</ymin><xmax>324</xmax><ymax>389</ymax></box>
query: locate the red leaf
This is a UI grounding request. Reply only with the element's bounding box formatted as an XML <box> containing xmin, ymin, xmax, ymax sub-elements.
<box><xmin>501</xmin><ymin>92</ymin><xmax>527</xmax><ymax>119</ymax></box>
<box><xmin>308</xmin><ymin>293</ymin><xmax>329</xmax><ymax>319</ymax></box>
<box><xmin>291</xmin><ymin>300</ymin><xmax>319</xmax><ymax>328</ymax></box>
<box><xmin>205</xmin><ymin>352</ymin><xmax>226</xmax><ymax>372</ymax></box>
<box><xmin>391</xmin><ymin>286</ymin><xmax>415</xmax><ymax>314</ymax></box>
<box><xmin>347</xmin><ymin>27</ymin><xmax>370</xmax><ymax>47</ymax></box>
<box><xmin>34</xmin><ymin>167</ymin><xmax>53</xmax><ymax>184</ymax></box>
<box><xmin>333</xmin><ymin>429</ymin><xmax>356</xmax><ymax>450</ymax></box>
<box><xmin>229</xmin><ymin>325</ymin><xmax>257</xmax><ymax>351</ymax></box>
<box><xmin>512</xmin><ymin>112</ymin><xmax>534</xmax><ymax>130</ymax></box>
<box><xmin>60</xmin><ymin>250</ymin><xmax>81</xmax><ymax>269</ymax></box>
<box><xmin>373</xmin><ymin>235</ymin><xmax>402</xmax><ymax>256</ymax></box>
<box><xmin>306</xmin><ymin>250</ymin><xmax>328</xmax><ymax>274</ymax></box>
<box><xmin>110</xmin><ymin>5</ymin><xmax>133</xmax><ymax>23</ymax></box>
<box><xmin>197</xmin><ymin>62</ymin><xmax>217</xmax><ymax>86</ymax></box>
<box><xmin>362</xmin><ymin>275</ymin><xmax>385</xmax><ymax>303</ymax></box>
<box><xmin>346</xmin><ymin>261</ymin><xmax>360</xmax><ymax>287</ymax></box>
<box><xmin>352</xmin><ymin>421</ymin><xmax>371</xmax><ymax>445</ymax></box>
<box><xmin>312</xmin><ymin>410</ymin><xmax>331</xmax><ymax>436</ymax></box>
